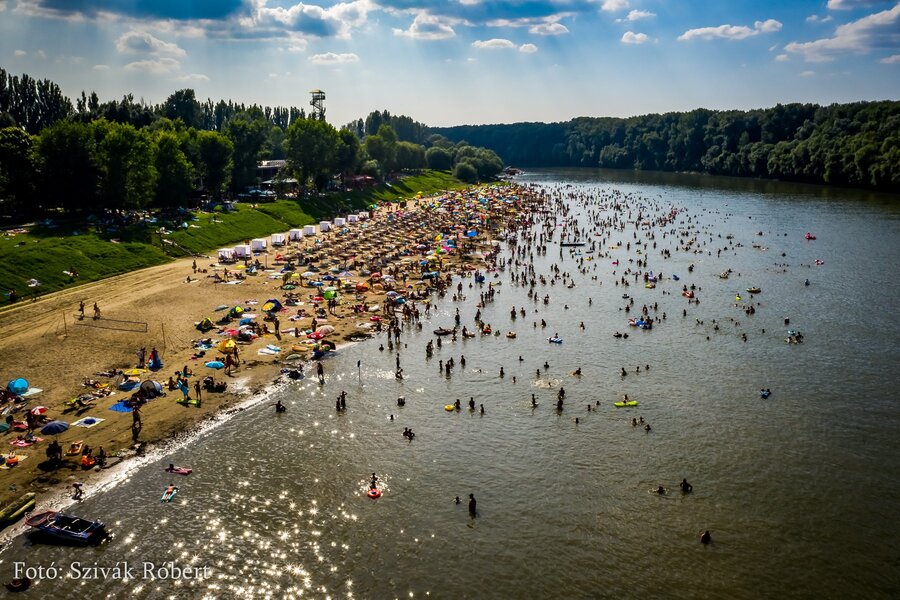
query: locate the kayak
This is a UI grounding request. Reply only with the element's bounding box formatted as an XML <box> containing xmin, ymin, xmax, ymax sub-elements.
<box><xmin>614</xmin><ymin>401</ymin><xmax>639</xmax><ymax>407</ymax></box>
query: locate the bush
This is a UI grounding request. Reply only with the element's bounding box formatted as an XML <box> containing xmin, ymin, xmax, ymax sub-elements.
<box><xmin>453</xmin><ymin>161</ymin><xmax>478</xmax><ymax>183</ymax></box>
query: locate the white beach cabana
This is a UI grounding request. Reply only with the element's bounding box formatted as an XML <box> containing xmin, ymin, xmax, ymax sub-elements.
<box><xmin>217</xmin><ymin>248</ymin><xmax>235</xmax><ymax>262</ymax></box>
<box><xmin>251</xmin><ymin>238</ymin><xmax>268</xmax><ymax>252</ymax></box>
<box><xmin>333</xmin><ymin>217</ymin><xmax>346</xmax><ymax>227</ymax></box>
<box><xmin>289</xmin><ymin>228</ymin><xmax>303</xmax><ymax>241</ymax></box>
<box><xmin>303</xmin><ymin>225</ymin><xmax>316</xmax><ymax>236</ymax></box>
<box><xmin>319</xmin><ymin>221</ymin><xmax>332</xmax><ymax>232</ymax></box>
<box><xmin>271</xmin><ymin>233</ymin><xmax>286</xmax><ymax>246</ymax></box>
<box><xmin>233</xmin><ymin>244</ymin><xmax>252</xmax><ymax>259</ymax></box>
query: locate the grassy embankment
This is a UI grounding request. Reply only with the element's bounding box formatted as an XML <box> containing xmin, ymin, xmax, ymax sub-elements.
<box><xmin>0</xmin><ymin>171</ymin><xmax>464</xmax><ymax>302</ymax></box>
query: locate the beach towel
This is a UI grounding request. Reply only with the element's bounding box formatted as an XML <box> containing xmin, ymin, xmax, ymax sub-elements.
<box><xmin>0</xmin><ymin>455</ymin><xmax>27</xmax><ymax>469</ymax></box>
<box><xmin>108</xmin><ymin>401</ymin><xmax>134</xmax><ymax>413</ymax></box>
<box><xmin>73</xmin><ymin>417</ymin><xmax>106</xmax><ymax>428</ymax></box>
<box><xmin>21</xmin><ymin>388</ymin><xmax>43</xmax><ymax>397</ymax></box>
<box><xmin>9</xmin><ymin>437</ymin><xmax>43</xmax><ymax>447</ymax></box>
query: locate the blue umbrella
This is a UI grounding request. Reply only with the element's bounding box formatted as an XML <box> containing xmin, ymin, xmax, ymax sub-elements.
<box><xmin>206</xmin><ymin>361</ymin><xmax>225</xmax><ymax>369</ymax></box>
<box><xmin>7</xmin><ymin>378</ymin><xmax>28</xmax><ymax>395</ymax></box>
<box><xmin>41</xmin><ymin>420</ymin><xmax>69</xmax><ymax>435</ymax></box>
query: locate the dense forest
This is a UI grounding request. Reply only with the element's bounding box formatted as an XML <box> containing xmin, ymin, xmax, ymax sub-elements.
<box><xmin>0</xmin><ymin>69</ymin><xmax>503</xmax><ymax>219</ymax></box>
<box><xmin>431</xmin><ymin>102</ymin><xmax>900</xmax><ymax>192</ymax></box>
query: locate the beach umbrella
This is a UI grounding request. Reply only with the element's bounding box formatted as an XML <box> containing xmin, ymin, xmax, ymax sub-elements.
<box><xmin>122</xmin><ymin>368</ymin><xmax>146</xmax><ymax>377</ymax></box>
<box><xmin>316</xmin><ymin>325</ymin><xmax>336</xmax><ymax>335</ymax></box>
<box><xmin>307</xmin><ymin>331</ymin><xmax>325</xmax><ymax>340</ymax></box>
<box><xmin>30</xmin><ymin>406</ymin><xmax>49</xmax><ymax>416</ymax></box>
<box><xmin>41</xmin><ymin>420</ymin><xmax>69</xmax><ymax>436</ymax></box>
<box><xmin>6</xmin><ymin>378</ymin><xmax>28</xmax><ymax>395</ymax></box>
<box><xmin>217</xmin><ymin>339</ymin><xmax>236</xmax><ymax>353</ymax></box>
<box><xmin>205</xmin><ymin>360</ymin><xmax>225</xmax><ymax>369</ymax></box>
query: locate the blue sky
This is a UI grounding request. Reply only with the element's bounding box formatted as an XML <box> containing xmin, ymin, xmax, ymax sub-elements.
<box><xmin>1</xmin><ymin>0</ymin><xmax>898</xmax><ymax>126</ymax></box>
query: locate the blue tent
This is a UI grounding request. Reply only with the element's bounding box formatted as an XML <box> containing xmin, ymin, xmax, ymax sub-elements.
<box><xmin>6</xmin><ymin>378</ymin><xmax>28</xmax><ymax>395</ymax></box>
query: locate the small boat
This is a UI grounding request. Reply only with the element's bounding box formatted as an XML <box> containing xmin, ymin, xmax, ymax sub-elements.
<box><xmin>560</xmin><ymin>241</ymin><xmax>585</xmax><ymax>247</ymax></box>
<box><xmin>746</xmin><ymin>287</ymin><xmax>761</xmax><ymax>294</ymax></box>
<box><xmin>0</xmin><ymin>493</ymin><xmax>36</xmax><ymax>526</ymax></box>
<box><xmin>805</xmin><ymin>233</ymin><xmax>816</xmax><ymax>240</ymax></box>
<box><xmin>25</xmin><ymin>511</ymin><xmax>106</xmax><ymax>545</ymax></box>
<box><xmin>672</xmin><ymin>275</ymin><xmax>680</xmax><ymax>281</ymax></box>
<box><xmin>682</xmin><ymin>291</ymin><xmax>695</xmax><ymax>299</ymax></box>
<box><xmin>164</xmin><ymin>466</ymin><xmax>193</xmax><ymax>476</ymax></box>
<box><xmin>506</xmin><ymin>332</ymin><xmax>517</xmax><ymax>338</ymax></box>
<box><xmin>433</xmin><ymin>328</ymin><xmax>453</xmax><ymax>336</ymax></box>
<box><xmin>760</xmin><ymin>390</ymin><xmax>772</xmax><ymax>399</ymax></box>
<box><xmin>547</xmin><ymin>337</ymin><xmax>563</xmax><ymax>344</ymax></box>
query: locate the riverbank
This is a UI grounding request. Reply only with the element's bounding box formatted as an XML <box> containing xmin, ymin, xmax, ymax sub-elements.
<box><xmin>0</xmin><ymin>182</ymin><xmax>538</xmax><ymax>512</ymax></box>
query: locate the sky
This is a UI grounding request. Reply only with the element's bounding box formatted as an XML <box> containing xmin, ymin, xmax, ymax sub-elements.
<box><xmin>0</xmin><ymin>0</ymin><xmax>898</xmax><ymax>127</ymax></box>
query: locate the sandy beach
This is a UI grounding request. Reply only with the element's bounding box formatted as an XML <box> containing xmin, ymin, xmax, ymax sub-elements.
<box><xmin>0</xmin><ymin>184</ymin><xmax>535</xmax><ymax>510</ymax></box>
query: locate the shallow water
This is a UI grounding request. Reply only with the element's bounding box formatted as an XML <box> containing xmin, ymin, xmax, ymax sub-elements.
<box><xmin>3</xmin><ymin>169</ymin><xmax>900</xmax><ymax>599</ymax></box>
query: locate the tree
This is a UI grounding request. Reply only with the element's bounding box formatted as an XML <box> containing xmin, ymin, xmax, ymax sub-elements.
<box><xmin>153</xmin><ymin>130</ymin><xmax>194</xmax><ymax>208</ymax></box>
<box><xmin>426</xmin><ymin>146</ymin><xmax>453</xmax><ymax>170</ymax></box>
<box><xmin>196</xmin><ymin>130</ymin><xmax>233</xmax><ymax>198</ymax></box>
<box><xmin>453</xmin><ymin>161</ymin><xmax>478</xmax><ymax>183</ymax></box>
<box><xmin>225</xmin><ymin>111</ymin><xmax>270</xmax><ymax>192</ymax></box>
<box><xmin>163</xmin><ymin>89</ymin><xmax>202</xmax><ymax>129</ymax></box>
<box><xmin>395</xmin><ymin>141</ymin><xmax>426</xmax><ymax>170</ymax></box>
<box><xmin>94</xmin><ymin>120</ymin><xmax>157</xmax><ymax>210</ymax></box>
<box><xmin>284</xmin><ymin>118</ymin><xmax>341</xmax><ymax>191</ymax></box>
<box><xmin>37</xmin><ymin>120</ymin><xmax>99</xmax><ymax>212</ymax></box>
<box><xmin>336</xmin><ymin>129</ymin><xmax>362</xmax><ymax>180</ymax></box>
<box><xmin>0</xmin><ymin>127</ymin><xmax>38</xmax><ymax>216</ymax></box>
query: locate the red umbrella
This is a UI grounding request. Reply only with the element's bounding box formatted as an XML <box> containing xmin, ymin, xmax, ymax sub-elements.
<box><xmin>30</xmin><ymin>406</ymin><xmax>49</xmax><ymax>415</ymax></box>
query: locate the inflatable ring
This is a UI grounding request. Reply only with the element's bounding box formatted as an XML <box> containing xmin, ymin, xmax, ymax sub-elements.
<box><xmin>367</xmin><ymin>488</ymin><xmax>382</xmax><ymax>499</ymax></box>
<box><xmin>444</xmin><ymin>404</ymin><xmax>455</xmax><ymax>411</ymax></box>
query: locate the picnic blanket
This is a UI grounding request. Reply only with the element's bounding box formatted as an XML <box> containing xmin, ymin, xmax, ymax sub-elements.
<box><xmin>9</xmin><ymin>437</ymin><xmax>43</xmax><ymax>447</ymax></box>
<box><xmin>73</xmin><ymin>417</ymin><xmax>106</xmax><ymax>428</ymax></box>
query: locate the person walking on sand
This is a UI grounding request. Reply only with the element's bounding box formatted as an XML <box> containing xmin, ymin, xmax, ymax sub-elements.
<box><xmin>93</xmin><ymin>302</ymin><xmax>101</xmax><ymax>320</ymax></box>
<box><xmin>194</xmin><ymin>380</ymin><xmax>202</xmax><ymax>403</ymax></box>
<box><xmin>72</xmin><ymin>482</ymin><xmax>84</xmax><ymax>500</ymax></box>
<box><xmin>78</xmin><ymin>300</ymin><xmax>85</xmax><ymax>320</ymax></box>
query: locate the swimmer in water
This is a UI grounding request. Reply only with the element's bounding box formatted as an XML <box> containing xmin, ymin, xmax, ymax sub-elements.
<box><xmin>455</xmin><ymin>496</ymin><xmax>460</xmax><ymax>504</ymax></box>
<box><xmin>700</xmin><ymin>530</ymin><xmax>711</xmax><ymax>544</ymax></box>
<box><xmin>656</xmin><ymin>485</ymin><xmax>666</xmax><ymax>495</ymax></box>
<box><xmin>644</xmin><ymin>423</ymin><xmax>652</xmax><ymax>432</ymax></box>
<box><xmin>681</xmin><ymin>478</ymin><xmax>693</xmax><ymax>493</ymax></box>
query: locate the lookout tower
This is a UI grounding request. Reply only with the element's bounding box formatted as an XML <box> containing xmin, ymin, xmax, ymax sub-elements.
<box><xmin>310</xmin><ymin>89</ymin><xmax>326</xmax><ymax>120</ymax></box>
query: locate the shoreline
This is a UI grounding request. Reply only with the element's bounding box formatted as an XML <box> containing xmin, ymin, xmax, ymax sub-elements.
<box><xmin>0</xmin><ymin>183</ymin><xmax>536</xmax><ymax>520</ymax></box>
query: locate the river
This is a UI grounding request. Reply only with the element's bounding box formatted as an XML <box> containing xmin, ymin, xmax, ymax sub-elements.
<box><xmin>3</xmin><ymin>169</ymin><xmax>899</xmax><ymax>599</ymax></box>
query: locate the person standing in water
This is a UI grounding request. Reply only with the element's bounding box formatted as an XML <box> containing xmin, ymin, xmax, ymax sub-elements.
<box><xmin>681</xmin><ymin>478</ymin><xmax>693</xmax><ymax>493</ymax></box>
<box><xmin>468</xmin><ymin>493</ymin><xmax>477</xmax><ymax>516</ymax></box>
<box><xmin>370</xmin><ymin>473</ymin><xmax>378</xmax><ymax>489</ymax></box>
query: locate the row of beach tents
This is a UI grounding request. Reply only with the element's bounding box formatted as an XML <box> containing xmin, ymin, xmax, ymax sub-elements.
<box><xmin>217</xmin><ymin>213</ymin><xmax>370</xmax><ymax>262</ymax></box>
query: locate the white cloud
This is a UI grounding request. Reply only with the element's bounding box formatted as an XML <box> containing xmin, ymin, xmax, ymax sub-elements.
<box><xmin>284</xmin><ymin>40</ymin><xmax>308</xmax><ymax>52</ymax></box>
<box><xmin>601</xmin><ymin>0</ymin><xmax>629</xmax><ymax>12</ymax></box>
<box><xmin>92</xmin><ymin>64</ymin><xmax>110</xmax><ymax>71</ymax></box>
<box><xmin>123</xmin><ymin>57</ymin><xmax>180</xmax><ymax>74</ymax></box>
<box><xmin>472</xmin><ymin>38</ymin><xmax>517</xmax><ymax>49</ymax></box>
<box><xmin>175</xmin><ymin>73</ymin><xmax>210</xmax><ymax>82</ymax></box>
<box><xmin>775</xmin><ymin>53</ymin><xmax>789</xmax><ymax>61</ymax></box>
<box><xmin>529</xmin><ymin>22</ymin><xmax>569</xmax><ymax>35</ymax></box>
<box><xmin>827</xmin><ymin>0</ymin><xmax>883</xmax><ymax>9</ymax></box>
<box><xmin>881</xmin><ymin>53</ymin><xmax>900</xmax><ymax>63</ymax></box>
<box><xmin>249</xmin><ymin>0</ymin><xmax>377</xmax><ymax>41</ymax></box>
<box><xmin>769</xmin><ymin>43</ymin><xmax>779</xmax><ymax>51</ymax></box>
<box><xmin>621</xmin><ymin>31</ymin><xmax>648</xmax><ymax>44</ymax></box>
<box><xmin>519</xmin><ymin>43</ymin><xmax>538</xmax><ymax>53</ymax></box>
<box><xmin>393</xmin><ymin>13</ymin><xmax>456</xmax><ymax>40</ymax></box>
<box><xmin>755</xmin><ymin>19</ymin><xmax>783</xmax><ymax>33</ymax></box>
<box><xmin>618</xmin><ymin>9</ymin><xmax>655</xmax><ymax>22</ymax></box>
<box><xmin>806</xmin><ymin>14</ymin><xmax>834</xmax><ymax>23</ymax></box>
<box><xmin>116</xmin><ymin>30</ymin><xmax>186</xmax><ymax>57</ymax></box>
<box><xmin>309</xmin><ymin>52</ymin><xmax>359</xmax><ymax>65</ymax></box>
<box><xmin>800</xmin><ymin>70</ymin><xmax>816</xmax><ymax>76</ymax></box>
<box><xmin>0</xmin><ymin>1</ymin><xmax>6</xmax><ymax>11</ymax></box>
<box><xmin>36</xmin><ymin>50</ymin><xmax>47</xmax><ymax>59</ymax></box>
<box><xmin>785</xmin><ymin>4</ymin><xmax>900</xmax><ymax>62</ymax></box>
<box><xmin>678</xmin><ymin>19</ymin><xmax>782</xmax><ymax>41</ymax></box>
<box><xmin>14</xmin><ymin>49</ymin><xmax>26</xmax><ymax>57</ymax></box>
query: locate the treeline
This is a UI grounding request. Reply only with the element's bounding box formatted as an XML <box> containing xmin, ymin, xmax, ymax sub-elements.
<box><xmin>0</xmin><ymin>67</ymin><xmax>308</xmax><ymax>135</ymax></box>
<box><xmin>0</xmin><ymin>70</ymin><xmax>505</xmax><ymax>218</ymax></box>
<box><xmin>431</xmin><ymin>101</ymin><xmax>900</xmax><ymax>192</ymax></box>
